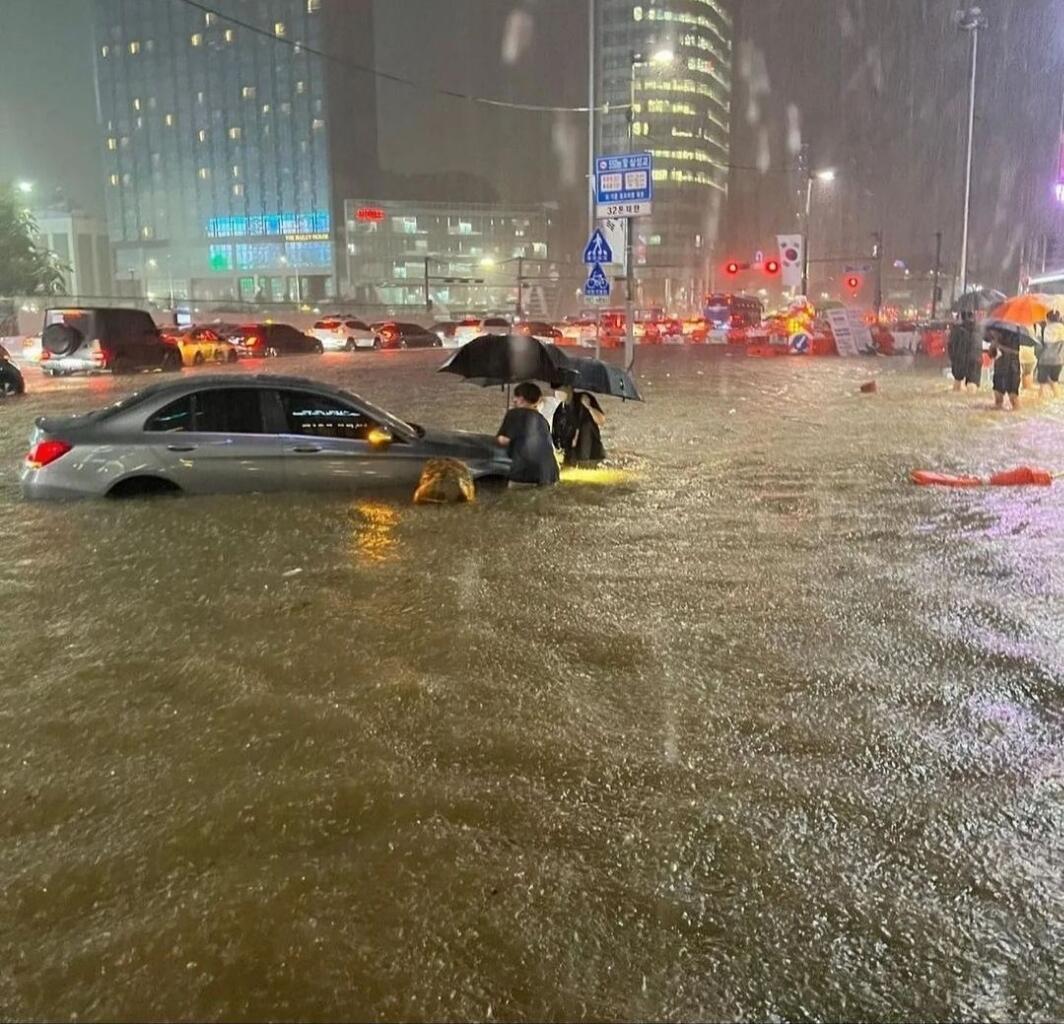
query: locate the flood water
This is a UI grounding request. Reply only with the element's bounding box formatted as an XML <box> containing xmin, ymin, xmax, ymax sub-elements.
<box><xmin>1</xmin><ymin>348</ymin><xmax>1062</xmax><ymax>1021</ymax></box>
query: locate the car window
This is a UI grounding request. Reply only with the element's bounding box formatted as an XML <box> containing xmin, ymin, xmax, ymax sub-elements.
<box><xmin>194</xmin><ymin>389</ymin><xmax>266</xmax><ymax>433</ymax></box>
<box><xmin>146</xmin><ymin>395</ymin><xmax>194</xmax><ymax>432</ymax></box>
<box><xmin>314</xmin><ymin>320</ymin><xmax>340</xmax><ymax>329</ymax></box>
<box><xmin>279</xmin><ymin>390</ymin><xmax>384</xmax><ymax>441</ymax></box>
<box><xmin>346</xmin><ymin>320</ymin><xmax>368</xmax><ymax>330</ymax></box>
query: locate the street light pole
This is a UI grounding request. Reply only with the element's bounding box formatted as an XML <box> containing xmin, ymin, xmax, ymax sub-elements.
<box><xmin>587</xmin><ymin>0</ymin><xmax>596</xmax><ymax>242</ymax></box>
<box><xmin>515</xmin><ymin>256</ymin><xmax>524</xmax><ymax>320</ymax></box>
<box><xmin>801</xmin><ymin>175</ymin><xmax>813</xmax><ymax>298</ymax></box>
<box><xmin>957</xmin><ymin>6</ymin><xmax>987</xmax><ymax>297</ymax></box>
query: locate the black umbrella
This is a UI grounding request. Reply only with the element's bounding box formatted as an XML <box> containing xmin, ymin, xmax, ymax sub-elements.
<box><xmin>438</xmin><ymin>334</ymin><xmax>577</xmax><ymax>388</ymax></box>
<box><xmin>564</xmin><ymin>354</ymin><xmax>643</xmax><ymax>402</ymax></box>
<box><xmin>953</xmin><ymin>288</ymin><xmax>1007</xmax><ymax>314</ymax></box>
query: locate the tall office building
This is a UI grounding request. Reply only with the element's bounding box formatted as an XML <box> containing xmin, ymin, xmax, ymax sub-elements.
<box><xmin>92</xmin><ymin>0</ymin><xmax>378</xmax><ymax>304</ymax></box>
<box><xmin>596</xmin><ymin>0</ymin><xmax>732</xmax><ymax>309</ymax></box>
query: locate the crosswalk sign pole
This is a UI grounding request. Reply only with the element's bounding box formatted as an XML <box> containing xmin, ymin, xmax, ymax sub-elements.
<box><xmin>624</xmin><ymin>216</ymin><xmax>635</xmax><ymax>370</ymax></box>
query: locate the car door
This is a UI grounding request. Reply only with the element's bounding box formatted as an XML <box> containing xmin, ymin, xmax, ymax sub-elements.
<box><xmin>144</xmin><ymin>387</ymin><xmax>286</xmax><ymax>493</ymax></box>
<box><xmin>274</xmin><ymin>387</ymin><xmax>426</xmax><ymax>492</ymax></box>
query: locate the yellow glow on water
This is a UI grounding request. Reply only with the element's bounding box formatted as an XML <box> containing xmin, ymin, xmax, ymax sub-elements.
<box><xmin>352</xmin><ymin>501</ymin><xmax>400</xmax><ymax>563</ymax></box>
<box><xmin>559</xmin><ymin>466</ymin><xmax>637</xmax><ymax>486</ymax></box>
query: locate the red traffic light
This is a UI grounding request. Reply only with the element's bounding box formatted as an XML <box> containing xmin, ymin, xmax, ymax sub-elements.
<box><xmin>845</xmin><ymin>274</ymin><xmax>861</xmax><ymax>290</ymax></box>
<box><xmin>764</xmin><ymin>259</ymin><xmax>780</xmax><ymax>275</ymax></box>
<box><xmin>725</xmin><ymin>261</ymin><xmax>741</xmax><ymax>275</ymax></box>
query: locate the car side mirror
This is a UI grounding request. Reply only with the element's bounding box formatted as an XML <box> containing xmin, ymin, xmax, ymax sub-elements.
<box><xmin>367</xmin><ymin>426</ymin><xmax>393</xmax><ymax>447</ymax></box>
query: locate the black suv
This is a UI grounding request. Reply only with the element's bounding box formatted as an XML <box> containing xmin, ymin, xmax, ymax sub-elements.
<box><xmin>40</xmin><ymin>307</ymin><xmax>182</xmax><ymax>376</ymax></box>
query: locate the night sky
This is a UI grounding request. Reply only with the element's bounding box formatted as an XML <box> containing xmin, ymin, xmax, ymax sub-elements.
<box><xmin>1</xmin><ymin>0</ymin><xmax>1062</xmax><ymax>291</ymax></box>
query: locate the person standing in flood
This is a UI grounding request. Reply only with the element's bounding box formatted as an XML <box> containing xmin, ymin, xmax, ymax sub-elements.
<box><xmin>947</xmin><ymin>311</ymin><xmax>981</xmax><ymax>392</ymax></box>
<box><xmin>987</xmin><ymin>326</ymin><xmax>1033</xmax><ymax>411</ymax></box>
<box><xmin>551</xmin><ymin>386</ymin><xmax>606</xmax><ymax>466</ymax></box>
<box><xmin>1037</xmin><ymin>309</ymin><xmax>1064</xmax><ymax>398</ymax></box>
<box><xmin>496</xmin><ymin>382</ymin><xmax>560</xmax><ymax>487</ymax></box>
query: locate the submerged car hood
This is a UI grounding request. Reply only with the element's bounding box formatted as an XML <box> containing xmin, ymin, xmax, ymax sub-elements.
<box><xmin>418</xmin><ymin>426</ymin><xmax>506</xmax><ymax>459</ymax></box>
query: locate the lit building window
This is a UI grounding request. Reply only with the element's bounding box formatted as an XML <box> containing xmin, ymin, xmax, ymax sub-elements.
<box><xmin>109</xmin><ymin>174</ymin><xmax>119</xmax><ymax>186</ymax></box>
<box><xmin>141</xmin><ymin>226</ymin><xmax>153</xmax><ymax>240</ymax></box>
<box><xmin>312</xmin><ymin>118</ymin><xmax>324</xmax><ymax>131</ymax></box>
<box><xmin>241</xmin><ymin>85</ymin><xmax>256</xmax><ymax>99</ymax></box>
<box><xmin>132</xmin><ymin>97</ymin><xmax>141</xmax><ymax>111</ymax></box>
<box><xmin>128</xmin><ymin>40</ymin><xmax>140</xmax><ymax>54</ymax></box>
<box><xmin>274</xmin><ymin>21</ymin><xmax>286</xmax><ymax>37</ymax></box>
<box><xmin>228</xmin><ymin>126</ymin><xmax>242</xmax><ymax>140</ymax></box>
<box><xmin>164</xmin><ymin>114</ymin><xmax>175</xmax><ymax>126</ymax></box>
<box><xmin>295</xmin><ymin>81</ymin><xmax>305</xmax><ymax>94</ymax></box>
<box><xmin>232</xmin><ymin>165</ymin><xmax>240</xmax><ymax>178</ymax></box>
<box><xmin>197</xmin><ymin>128</ymin><xmax>207</xmax><ymax>142</ymax></box>
<box><xmin>633</xmin><ymin>6</ymin><xmax>643</xmax><ymax>19</ymax></box>
<box><xmin>232</xmin><ymin>183</ymin><xmax>244</xmax><ymax>197</ymax></box>
<box><xmin>122</xmin><ymin>173</ymin><xmax>131</xmax><ymax>185</ymax></box>
<box><xmin>135</xmin><ymin>116</ymin><xmax>144</xmax><ymax>129</ymax></box>
<box><xmin>280</xmin><ymin>102</ymin><xmax>291</xmax><ymax>114</ymax></box>
<box><xmin>307</xmin><ymin>0</ymin><xmax>320</xmax><ymax>10</ymax></box>
<box><xmin>191</xmin><ymin>33</ymin><xmax>203</xmax><ymax>46</ymax></box>
<box><xmin>224</xmin><ymin>28</ymin><xmax>235</xmax><ymax>42</ymax></box>
<box><xmin>198</xmin><ymin>167</ymin><xmax>210</xmax><ymax>180</ymax></box>
<box><xmin>106</xmin><ymin>137</ymin><xmax>117</xmax><ymax>151</ymax></box>
<box><xmin>100</xmin><ymin>44</ymin><xmax>109</xmax><ymax>58</ymax></box>
<box><xmin>196</xmin><ymin>91</ymin><xmax>205</xmax><ymax>104</ymax></box>
<box><xmin>205</xmin><ymin>11</ymin><xmax>216</xmax><ymax>25</ymax></box>
<box><xmin>120</xmin><ymin>135</ymin><xmax>130</xmax><ymax>148</ymax></box>
<box><xmin>262</xmin><ymin>103</ymin><xmax>271</xmax><ymax>113</ymax></box>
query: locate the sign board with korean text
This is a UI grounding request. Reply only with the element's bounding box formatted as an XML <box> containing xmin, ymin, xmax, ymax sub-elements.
<box><xmin>825</xmin><ymin>308</ymin><xmax>874</xmax><ymax>357</ymax></box>
<box><xmin>595</xmin><ymin>152</ymin><xmax>653</xmax><ymax>219</ymax></box>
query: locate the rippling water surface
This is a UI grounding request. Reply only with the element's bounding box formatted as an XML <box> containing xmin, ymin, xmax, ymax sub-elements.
<box><xmin>1</xmin><ymin>349</ymin><xmax>1062</xmax><ymax>1021</ymax></box>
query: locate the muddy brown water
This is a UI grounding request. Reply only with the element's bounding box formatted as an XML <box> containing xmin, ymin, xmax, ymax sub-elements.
<box><xmin>1</xmin><ymin>349</ymin><xmax>1062</xmax><ymax>1021</ymax></box>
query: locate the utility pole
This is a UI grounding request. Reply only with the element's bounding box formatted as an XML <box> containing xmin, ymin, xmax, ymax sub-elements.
<box><xmin>587</xmin><ymin>0</ymin><xmax>596</xmax><ymax>242</ymax></box>
<box><xmin>931</xmin><ymin>230</ymin><xmax>942</xmax><ymax>319</ymax></box>
<box><xmin>515</xmin><ymin>256</ymin><xmax>524</xmax><ymax>320</ymax></box>
<box><xmin>423</xmin><ymin>256</ymin><xmax>431</xmax><ymax>312</ymax></box>
<box><xmin>957</xmin><ymin>6</ymin><xmax>987</xmax><ymax>296</ymax></box>
<box><xmin>625</xmin><ymin>52</ymin><xmax>638</xmax><ymax>371</ymax></box>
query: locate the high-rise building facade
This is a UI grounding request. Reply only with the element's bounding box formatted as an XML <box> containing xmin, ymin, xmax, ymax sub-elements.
<box><xmin>92</xmin><ymin>0</ymin><xmax>377</xmax><ymax>304</ymax></box>
<box><xmin>596</xmin><ymin>0</ymin><xmax>732</xmax><ymax>309</ymax></box>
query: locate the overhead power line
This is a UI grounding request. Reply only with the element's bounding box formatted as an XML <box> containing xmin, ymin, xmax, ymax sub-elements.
<box><xmin>174</xmin><ymin>0</ymin><xmax>612</xmax><ymax>114</ymax></box>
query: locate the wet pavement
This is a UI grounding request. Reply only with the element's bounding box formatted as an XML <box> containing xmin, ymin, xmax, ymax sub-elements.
<box><xmin>1</xmin><ymin>348</ymin><xmax>1062</xmax><ymax>1021</ymax></box>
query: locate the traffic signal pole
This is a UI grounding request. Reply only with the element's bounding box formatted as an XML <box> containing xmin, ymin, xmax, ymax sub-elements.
<box><xmin>931</xmin><ymin>231</ymin><xmax>942</xmax><ymax>319</ymax></box>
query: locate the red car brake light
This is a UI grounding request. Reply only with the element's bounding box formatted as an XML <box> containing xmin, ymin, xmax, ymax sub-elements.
<box><xmin>27</xmin><ymin>440</ymin><xmax>72</xmax><ymax>468</ymax></box>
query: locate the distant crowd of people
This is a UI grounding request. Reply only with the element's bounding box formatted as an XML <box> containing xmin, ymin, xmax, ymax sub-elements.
<box><xmin>948</xmin><ymin>310</ymin><xmax>1064</xmax><ymax>411</ymax></box>
<box><xmin>494</xmin><ymin>383</ymin><xmax>607</xmax><ymax>487</ymax></box>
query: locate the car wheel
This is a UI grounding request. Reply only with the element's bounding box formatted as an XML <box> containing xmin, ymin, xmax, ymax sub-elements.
<box><xmin>266</xmin><ymin>346</ymin><xmax>280</xmax><ymax>358</ymax></box>
<box><xmin>345</xmin><ymin>338</ymin><xmax>357</xmax><ymax>352</ymax></box>
<box><xmin>162</xmin><ymin>349</ymin><xmax>183</xmax><ymax>372</ymax></box>
<box><xmin>313</xmin><ymin>340</ymin><xmax>324</xmax><ymax>354</ymax></box>
<box><xmin>372</xmin><ymin>337</ymin><xmax>382</xmax><ymax>350</ymax></box>
<box><xmin>112</xmin><ymin>355</ymin><xmax>132</xmax><ymax>375</ymax></box>
<box><xmin>193</xmin><ymin>351</ymin><xmax>205</xmax><ymax>366</ymax></box>
<box><xmin>400</xmin><ymin>339</ymin><xmax>408</xmax><ymax>350</ymax></box>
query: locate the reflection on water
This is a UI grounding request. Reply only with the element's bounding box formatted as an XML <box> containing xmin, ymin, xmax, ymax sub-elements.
<box><xmin>0</xmin><ymin>350</ymin><xmax>1063</xmax><ymax>1021</ymax></box>
<box><xmin>351</xmin><ymin>501</ymin><xmax>401</xmax><ymax>564</ymax></box>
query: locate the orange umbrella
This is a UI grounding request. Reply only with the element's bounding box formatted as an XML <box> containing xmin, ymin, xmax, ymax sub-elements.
<box><xmin>989</xmin><ymin>294</ymin><xmax>1051</xmax><ymax>325</ymax></box>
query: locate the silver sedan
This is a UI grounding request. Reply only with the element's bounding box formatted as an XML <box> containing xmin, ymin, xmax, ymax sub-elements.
<box><xmin>21</xmin><ymin>374</ymin><xmax>510</xmax><ymax>500</ymax></box>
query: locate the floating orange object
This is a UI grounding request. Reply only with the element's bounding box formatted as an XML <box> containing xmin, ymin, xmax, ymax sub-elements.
<box><xmin>988</xmin><ymin>466</ymin><xmax>1053</xmax><ymax>487</ymax></box>
<box><xmin>910</xmin><ymin>470</ymin><xmax>983</xmax><ymax>487</ymax></box>
<box><xmin>911</xmin><ymin>466</ymin><xmax>1053</xmax><ymax>488</ymax></box>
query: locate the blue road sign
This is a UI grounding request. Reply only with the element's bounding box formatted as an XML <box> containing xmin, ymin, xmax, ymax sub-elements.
<box><xmin>584</xmin><ymin>263</ymin><xmax>610</xmax><ymax>297</ymax></box>
<box><xmin>789</xmin><ymin>332</ymin><xmax>811</xmax><ymax>354</ymax></box>
<box><xmin>583</xmin><ymin>228</ymin><xmax>614</xmax><ymax>265</ymax></box>
<box><xmin>595</xmin><ymin>152</ymin><xmax>653</xmax><ymax>218</ymax></box>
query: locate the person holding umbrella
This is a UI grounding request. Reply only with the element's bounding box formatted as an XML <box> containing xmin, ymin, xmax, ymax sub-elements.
<box><xmin>986</xmin><ymin>323</ymin><xmax>1035</xmax><ymax>411</ymax></box>
<box><xmin>552</xmin><ymin>386</ymin><xmax>606</xmax><ymax>465</ymax></box>
<box><xmin>1037</xmin><ymin>309</ymin><xmax>1064</xmax><ymax>398</ymax></box>
<box><xmin>947</xmin><ymin>311</ymin><xmax>981</xmax><ymax>392</ymax></box>
<box><xmin>496</xmin><ymin>382</ymin><xmax>559</xmax><ymax>487</ymax></box>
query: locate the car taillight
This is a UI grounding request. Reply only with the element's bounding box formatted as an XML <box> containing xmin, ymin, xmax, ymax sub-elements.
<box><xmin>89</xmin><ymin>339</ymin><xmax>105</xmax><ymax>363</ymax></box>
<box><xmin>40</xmin><ymin>349</ymin><xmax>51</xmax><ymax>361</ymax></box>
<box><xmin>26</xmin><ymin>440</ymin><xmax>72</xmax><ymax>468</ymax></box>
<box><xmin>383</xmin><ymin>328</ymin><xmax>396</xmax><ymax>339</ymax></box>
<box><xmin>245</xmin><ymin>335</ymin><xmax>260</xmax><ymax>346</ymax></box>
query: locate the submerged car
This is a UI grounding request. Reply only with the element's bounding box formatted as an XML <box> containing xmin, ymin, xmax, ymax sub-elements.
<box><xmin>160</xmin><ymin>325</ymin><xmax>239</xmax><ymax>366</ymax></box>
<box><xmin>21</xmin><ymin>375</ymin><xmax>510</xmax><ymax>500</ymax></box>
<box><xmin>309</xmin><ymin>316</ymin><xmax>377</xmax><ymax>352</ymax></box>
<box><xmin>38</xmin><ymin>307</ymin><xmax>182</xmax><ymax>375</ymax></box>
<box><xmin>232</xmin><ymin>323</ymin><xmax>324</xmax><ymax>358</ymax></box>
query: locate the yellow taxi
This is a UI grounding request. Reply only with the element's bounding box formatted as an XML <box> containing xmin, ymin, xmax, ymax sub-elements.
<box><xmin>163</xmin><ymin>325</ymin><xmax>238</xmax><ymax>366</ymax></box>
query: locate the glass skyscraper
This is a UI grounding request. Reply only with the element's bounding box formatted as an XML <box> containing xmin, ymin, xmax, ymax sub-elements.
<box><xmin>596</xmin><ymin>0</ymin><xmax>732</xmax><ymax>310</ymax></box>
<box><xmin>92</xmin><ymin>0</ymin><xmax>377</xmax><ymax>304</ymax></box>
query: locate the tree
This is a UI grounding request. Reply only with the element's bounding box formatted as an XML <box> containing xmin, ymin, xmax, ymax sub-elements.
<box><xmin>0</xmin><ymin>184</ymin><xmax>68</xmax><ymax>296</ymax></box>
